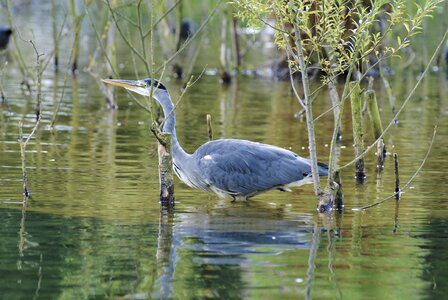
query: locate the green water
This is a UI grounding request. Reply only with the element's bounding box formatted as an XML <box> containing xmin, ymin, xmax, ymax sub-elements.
<box><xmin>2</xmin><ymin>71</ymin><xmax>447</xmax><ymax>299</ymax></box>
<box><xmin>1</xmin><ymin>2</ymin><xmax>448</xmax><ymax>300</ymax></box>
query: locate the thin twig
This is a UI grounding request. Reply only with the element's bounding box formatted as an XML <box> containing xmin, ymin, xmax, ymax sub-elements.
<box><xmin>276</xmin><ymin>10</ymin><xmax>306</xmax><ymax>114</ymax></box>
<box><xmin>337</xmin><ymin>28</ymin><xmax>448</xmax><ymax>172</ymax></box>
<box><xmin>106</xmin><ymin>0</ymin><xmax>149</xmax><ymax>70</ymax></box>
<box><xmin>137</xmin><ymin>0</ymin><xmax>148</xmax><ymax>65</ymax></box>
<box><xmin>313</xmin><ymin>103</ymin><xmax>339</xmax><ymax>122</ymax></box>
<box><xmin>85</xmin><ymin>4</ymin><xmax>119</xmax><ymax>77</ymax></box>
<box><xmin>160</xmin><ymin>66</ymin><xmax>207</xmax><ymax>128</ymax></box>
<box><xmin>352</xmin><ymin>126</ymin><xmax>437</xmax><ymax>211</ymax></box>
<box><xmin>155</xmin><ymin>0</ymin><xmax>222</xmax><ymax>74</ymax></box>
<box><xmin>143</xmin><ymin>0</ymin><xmax>182</xmax><ymax>38</ymax></box>
<box><xmin>50</xmin><ymin>37</ymin><xmax>77</xmax><ymax>127</ymax></box>
<box><xmin>5</xmin><ymin>0</ymin><xmax>33</xmax><ymax>80</ymax></box>
<box><xmin>18</xmin><ymin>38</ymin><xmax>44</xmax><ymax>199</ymax></box>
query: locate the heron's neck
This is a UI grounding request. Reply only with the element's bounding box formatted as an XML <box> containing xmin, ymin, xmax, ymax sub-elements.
<box><xmin>156</xmin><ymin>92</ymin><xmax>190</xmax><ymax>161</ymax></box>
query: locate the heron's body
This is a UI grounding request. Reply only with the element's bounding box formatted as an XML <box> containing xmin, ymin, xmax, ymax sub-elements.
<box><xmin>103</xmin><ymin>78</ymin><xmax>328</xmax><ymax>200</ymax></box>
<box><xmin>175</xmin><ymin>138</ymin><xmax>326</xmax><ymax>199</ymax></box>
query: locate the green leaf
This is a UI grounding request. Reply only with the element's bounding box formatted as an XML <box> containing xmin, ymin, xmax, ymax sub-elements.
<box><xmin>403</xmin><ymin>22</ymin><xmax>410</xmax><ymax>33</ymax></box>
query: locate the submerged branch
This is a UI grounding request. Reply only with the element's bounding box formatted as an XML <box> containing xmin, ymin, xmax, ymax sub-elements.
<box><xmin>18</xmin><ymin>38</ymin><xmax>44</xmax><ymax>199</ymax></box>
<box><xmin>19</xmin><ymin>123</ymin><xmax>30</xmax><ymax>199</ymax></box>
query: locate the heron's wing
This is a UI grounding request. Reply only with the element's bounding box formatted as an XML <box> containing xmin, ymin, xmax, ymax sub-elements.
<box><xmin>194</xmin><ymin>139</ymin><xmax>312</xmax><ymax>196</ymax></box>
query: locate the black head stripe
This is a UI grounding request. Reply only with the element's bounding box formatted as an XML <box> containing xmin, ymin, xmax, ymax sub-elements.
<box><xmin>142</xmin><ymin>78</ymin><xmax>167</xmax><ymax>90</ymax></box>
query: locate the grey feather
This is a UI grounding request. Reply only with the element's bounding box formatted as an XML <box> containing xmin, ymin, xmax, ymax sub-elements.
<box><xmin>178</xmin><ymin>139</ymin><xmax>328</xmax><ymax>199</ymax></box>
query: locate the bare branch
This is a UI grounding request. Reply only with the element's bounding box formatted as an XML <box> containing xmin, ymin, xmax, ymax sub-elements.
<box><xmin>155</xmin><ymin>0</ymin><xmax>223</xmax><ymax>74</ymax></box>
<box><xmin>143</xmin><ymin>0</ymin><xmax>183</xmax><ymax>38</ymax></box>
<box><xmin>337</xmin><ymin>28</ymin><xmax>448</xmax><ymax>172</ymax></box>
<box><xmin>352</xmin><ymin>125</ymin><xmax>437</xmax><ymax>211</ymax></box>
<box><xmin>105</xmin><ymin>0</ymin><xmax>149</xmax><ymax>71</ymax></box>
<box><xmin>160</xmin><ymin>65</ymin><xmax>207</xmax><ymax>128</ymax></box>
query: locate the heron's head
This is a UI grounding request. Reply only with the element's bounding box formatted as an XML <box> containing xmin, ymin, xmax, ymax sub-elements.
<box><xmin>102</xmin><ymin>78</ymin><xmax>167</xmax><ymax>98</ymax></box>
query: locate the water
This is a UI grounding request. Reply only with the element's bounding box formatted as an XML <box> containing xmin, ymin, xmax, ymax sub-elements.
<box><xmin>2</xmin><ymin>71</ymin><xmax>447</xmax><ymax>299</ymax></box>
<box><xmin>1</xmin><ymin>3</ymin><xmax>448</xmax><ymax>300</ymax></box>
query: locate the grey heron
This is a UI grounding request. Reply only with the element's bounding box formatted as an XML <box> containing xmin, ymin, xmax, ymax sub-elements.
<box><xmin>103</xmin><ymin>78</ymin><xmax>328</xmax><ymax>200</ymax></box>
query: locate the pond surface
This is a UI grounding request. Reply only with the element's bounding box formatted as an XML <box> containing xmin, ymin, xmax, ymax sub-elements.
<box><xmin>1</xmin><ymin>3</ymin><xmax>448</xmax><ymax>300</ymax></box>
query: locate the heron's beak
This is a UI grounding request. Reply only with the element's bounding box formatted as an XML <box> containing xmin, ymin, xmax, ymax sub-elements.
<box><xmin>102</xmin><ymin>79</ymin><xmax>150</xmax><ymax>96</ymax></box>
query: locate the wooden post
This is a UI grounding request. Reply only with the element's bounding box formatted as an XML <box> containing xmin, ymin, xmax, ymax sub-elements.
<box><xmin>157</xmin><ymin>132</ymin><xmax>175</xmax><ymax>206</ymax></box>
<box><xmin>333</xmin><ymin>170</ymin><xmax>344</xmax><ymax>210</ymax></box>
<box><xmin>376</xmin><ymin>139</ymin><xmax>385</xmax><ymax>170</ymax></box>
<box><xmin>206</xmin><ymin>114</ymin><xmax>213</xmax><ymax>141</ymax></box>
<box><xmin>394</xmin><ymin>153</ymin><xmax>400</xmax><ymax>200</ymax></box>
<box><xmin>349</xmin><ymin>82</ymin><xmax>366</xmax><ymax>182</ymax></box>
<box><xmin>393</xmin><ymin>200</ymin><xmax>400</xmax><ymax>233</ymax></box>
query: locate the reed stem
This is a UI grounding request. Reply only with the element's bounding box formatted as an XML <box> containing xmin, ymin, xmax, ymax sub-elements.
<box><xmin>349</xmin><ymin>82</ymin><xmax>366</xmax><ymax>182</ymax></box>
